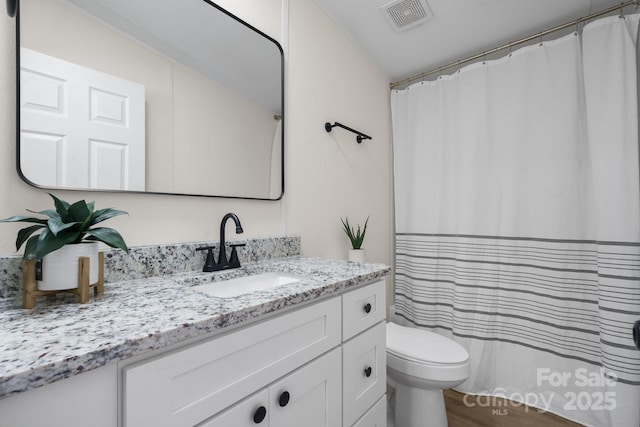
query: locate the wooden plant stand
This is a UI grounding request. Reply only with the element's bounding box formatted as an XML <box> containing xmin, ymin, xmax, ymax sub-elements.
<box><xmin>21</xmin><ymin>252</ymin><xmax>105</xmax><ymax>309</ymax></box>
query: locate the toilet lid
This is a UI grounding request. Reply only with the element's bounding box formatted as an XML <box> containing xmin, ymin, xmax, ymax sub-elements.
<box><xmin>387</xmin><ymin>322</ymin><xmax>469</xmax><ymax>365</ymax></box>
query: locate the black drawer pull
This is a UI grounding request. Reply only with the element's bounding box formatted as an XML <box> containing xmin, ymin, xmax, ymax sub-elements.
<box><xmin>253</xmin><ymin>406</ymin><xmax>266</xmax><ymax>423</ymax></box>
<box><xmin>364</xmin><ymin>303</ymin><xmax>372</xmax><ymax>313</ymax></box>
<box><xmin>279</xmin><ymin>391</ymin><xmax>290</xmax><ymax>407</ymax></box>
<box><xmin>364</xmin><ymin>366</ymin><xmax>372</xmax><ymax>377</ymax></box>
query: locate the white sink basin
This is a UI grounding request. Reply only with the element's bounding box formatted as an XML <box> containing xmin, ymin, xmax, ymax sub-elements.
<box><xmin>192</xmin><ymin>272</ymin><xmax>303</xmax><ymax>298</ymax></box>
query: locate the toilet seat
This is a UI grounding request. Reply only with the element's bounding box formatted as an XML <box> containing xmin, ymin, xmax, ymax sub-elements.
<box><xmin>386</xmin><ymin>322</ymin><xmax>470</xmax><ymax>382</ymax></box>
<box><xmin>387</xmin><ymin>322</ymin><xmax>468</xmax><ymax>364</ymax></box>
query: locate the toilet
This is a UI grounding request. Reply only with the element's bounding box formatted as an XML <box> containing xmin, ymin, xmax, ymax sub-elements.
<box><xmin>387</xmin><ymin>315</ymin><xmax>470</xmax><ymax>427</ymax></box>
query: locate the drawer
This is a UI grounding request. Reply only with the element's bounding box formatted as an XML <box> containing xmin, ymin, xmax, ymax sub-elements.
<box><xmin>342</xmin><ymin>321</ymin><xmax>386</xmax><ymax>426</ymax></box>
<box><xmin>123</xmin><ymin>296</ymin><xmax>341</xmax><ymax>427</ymax></box>
<box><xmin>352</xmin><ymin>395</ymin><xmax>387</xmax><ymax>427</ymax></box>
<box><xmin>342</xmin><ymin>279</ymin><xmax>386</xmax><ymax>340</ymax></box>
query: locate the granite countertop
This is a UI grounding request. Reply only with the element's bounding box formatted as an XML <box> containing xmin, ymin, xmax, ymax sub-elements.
<box><xmin>0</xmin><ymin>256</ymin><xmax>390</xmax><ymax>400</ymax></box>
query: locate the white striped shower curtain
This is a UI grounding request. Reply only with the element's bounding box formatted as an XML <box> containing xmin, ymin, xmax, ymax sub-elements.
<box><xmin>391</xmin><ymin>15</ymin><xmax>640</xmax><ymax>427</ymax></box>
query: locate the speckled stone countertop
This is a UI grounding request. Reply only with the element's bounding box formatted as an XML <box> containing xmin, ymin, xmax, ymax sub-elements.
<box><xmin>0</xmin><ymin>256</ymin><xmax>390</xmax><ymax>400</ymax></box>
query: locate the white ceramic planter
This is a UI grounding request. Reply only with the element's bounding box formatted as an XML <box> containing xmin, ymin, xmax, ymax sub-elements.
<box><xmin>348</xmin><ymin>249</ymin><xmax>366</xmax><ymax>263</ymax></box>
<box><xmin>37</xmin><ymin>242</ymin><xmax>99</xmax><ymax>291</ymax></box>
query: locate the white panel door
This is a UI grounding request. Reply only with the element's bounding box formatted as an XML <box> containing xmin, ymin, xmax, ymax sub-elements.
<box><xmin>20</xmin><ymin>48</ymin><xmax>145</xmax><ymax>190</ymax></box>
<box><xmin>342</xmin><ymin>322</ymin><xmax>386</xmax><ymax>426</ymax></box>
<box><xmin>270</xmin><ymin>348</ymin><xmax>342</xmax><ymax>427</ymax></box>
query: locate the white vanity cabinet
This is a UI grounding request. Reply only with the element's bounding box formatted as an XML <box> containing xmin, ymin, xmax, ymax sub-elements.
<box><xmin>122</xmin><ymin>297</ymin><xmax>342</xmax><ymax>427</ymax></box>
<box><xmin>123</xmin><ymin>279</ymin><xmax>387</xmax><ymax>427</ymax></box>
<box><xmin>341</xmin><ymin>279</ymin><xmax>387</xmax><ymax>426</ymax></box>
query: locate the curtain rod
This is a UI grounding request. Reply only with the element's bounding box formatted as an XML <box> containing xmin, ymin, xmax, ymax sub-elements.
<box><xmin>390</xmin><ymin>0</ymin><xmax>638</xmax><ymax>89</ymax></box>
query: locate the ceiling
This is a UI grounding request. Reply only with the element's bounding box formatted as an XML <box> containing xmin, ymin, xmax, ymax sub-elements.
<box><xmin>313</xmin><ymin>0</ymin><xmax>630</xmax><ymax>84</ymax></box>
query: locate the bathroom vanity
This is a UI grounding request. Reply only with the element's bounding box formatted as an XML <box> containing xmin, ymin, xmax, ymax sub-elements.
<box><xmin>0</xmin><ymin>255</ymin><xmax>390</xmax><ymax>427</ymax></box>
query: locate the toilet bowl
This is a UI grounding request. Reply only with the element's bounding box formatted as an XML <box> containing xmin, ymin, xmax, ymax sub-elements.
<box><xmin>387</xmin><ymin>321</ymin><xmax>470</xmax><ymax>427</ymax></box>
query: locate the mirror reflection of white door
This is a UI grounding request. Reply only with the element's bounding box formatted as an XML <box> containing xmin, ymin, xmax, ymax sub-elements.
<box><xmin>20</xmin><ymin>48</ymin><xmax>145</xmax><ymax>191</ymax></box>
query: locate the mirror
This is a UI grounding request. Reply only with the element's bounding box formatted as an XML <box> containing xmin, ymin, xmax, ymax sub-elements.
<box><xmin>16</xmin><ymin>0</ymin><xmax>284</xmax><ymax>199</ymax></box>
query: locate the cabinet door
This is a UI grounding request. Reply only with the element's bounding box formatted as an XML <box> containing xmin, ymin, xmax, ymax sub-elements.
<box><xmin>199</xmin><ymin>389</ymin><xmax>269</xmax><ymax>427</ymax></box>
<box><xmin>343</xmin><ymin>321</ymin><xmax>386</xmax><ymax>426</ymax></box>
<box><xmin>0</xmin><ymin>364</ymin><xmax>117</xmax><ymax>427</ymax></box>
<box><xmin>270</xmin><ymin>348</ymin><xmax>342</xmax><ymax>427</ymax></box>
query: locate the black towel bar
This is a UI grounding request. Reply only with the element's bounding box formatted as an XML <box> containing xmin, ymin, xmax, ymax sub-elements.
<box><xmin>325</xmin><ymin>122</ymin><xmax>371</xmax><ymax>143</ymax></box>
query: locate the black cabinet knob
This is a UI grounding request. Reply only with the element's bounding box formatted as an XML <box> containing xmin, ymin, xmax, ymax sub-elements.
<box><xmin>253</xmin><ymin>406</ymin><xmax>266</xmax><ymax>423</ymax></box>
<box><xmin>278</xmin><ymin>391</ymin><xmax>290</xmax><ymax>407</ymax></box>
<box><xmin>364</xmin><ymin>366</ymin><xmax>372</xmax><ymax>377</ymax></box>
<box><xmin>364</xmin><ymin>303</ymin><xmax>372</xmax><ymax>313</ymax></box>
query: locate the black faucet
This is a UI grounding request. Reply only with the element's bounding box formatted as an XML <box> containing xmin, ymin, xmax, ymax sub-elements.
<box><xmin>215</xmin><ymin>213</ymin><xmax>245</xmax><ymax>271</ymax></box>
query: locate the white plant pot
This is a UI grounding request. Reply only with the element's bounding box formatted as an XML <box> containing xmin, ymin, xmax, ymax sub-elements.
<box><xmin>37</xmin><ymin>242</ymin><xmax>99</xmax><ymax>291</ymax></box>
<box><xmin>348</xmin><ymin>249</ymin><xmax>366</xmax><ymax>263</ymax></box>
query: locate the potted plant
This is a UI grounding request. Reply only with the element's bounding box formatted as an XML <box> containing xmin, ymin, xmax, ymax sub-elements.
<box><xmin>0</xmin><ymin>193</ymin><xmax>128</xmax><ymax>290</ymax></box>
<box><xmin>341</xmin><ymin>216</ymin><xmax>369</xmax><ymax>262</ymax></box>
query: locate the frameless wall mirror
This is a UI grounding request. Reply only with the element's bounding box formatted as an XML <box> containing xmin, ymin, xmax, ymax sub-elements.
<box><xmin>16</xmin><ymin>0</ymin><xmax>284</xmax><ymax>199</ymax></box>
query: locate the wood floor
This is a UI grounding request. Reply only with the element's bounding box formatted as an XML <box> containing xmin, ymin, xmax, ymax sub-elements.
<box><xmin>444</xmin><ymin>390</ymin><xmax>584</xmax><ymax>427</ymax></box>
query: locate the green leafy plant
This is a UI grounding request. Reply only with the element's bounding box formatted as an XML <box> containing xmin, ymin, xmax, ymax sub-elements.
<box><xmin>0</xmin><ymin>193</ymin><xmax>129</xmax><ymax>260</ymax></box>
<box><xmin>341</xmin><ymin>216</ymin><xmax>369</xmax><ymax>250</ymax></box>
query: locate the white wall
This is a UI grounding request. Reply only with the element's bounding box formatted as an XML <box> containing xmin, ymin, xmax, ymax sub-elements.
<box><xmin>0</xmin><ymin>0</ymin><xmax>394</xmax><ymax>278</ymax></box>
<box><xmin>286</xmin><ymin>0</ymin><xmax>394</xmax><ymax>266</ymax></box>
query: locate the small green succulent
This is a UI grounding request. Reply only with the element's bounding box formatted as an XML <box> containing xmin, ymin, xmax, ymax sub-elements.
<box><xmin>0</xmin><ymin>193</ymin><xmax>128</xmax><ymax>260</ymax></box>
<box><xmin>341</xmin><ymin>216</ymin><xmax>369</xmax><ymax>250</ymax></box>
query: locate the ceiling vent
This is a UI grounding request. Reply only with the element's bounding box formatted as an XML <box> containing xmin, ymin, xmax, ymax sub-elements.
<box><xmin>380</xmin><ymin>0</ymin><xmax>432</xmax><ymax>32</ymax></box>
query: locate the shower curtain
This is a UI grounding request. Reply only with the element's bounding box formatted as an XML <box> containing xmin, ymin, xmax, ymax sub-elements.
<box><xmin>391</xmin><ymin>15</ymin><xmax>640</xmax><ymax>427</ymax></box>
